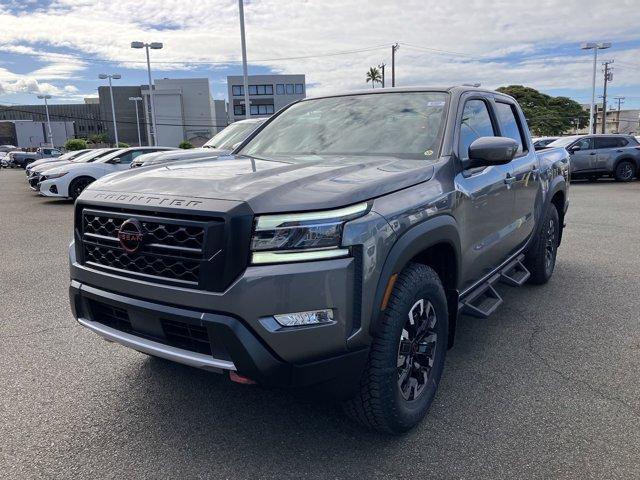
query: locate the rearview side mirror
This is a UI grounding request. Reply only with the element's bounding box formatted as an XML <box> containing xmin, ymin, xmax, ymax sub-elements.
<box><xmin>465</xmin><ymin>136</ymin><xmax>519</xmax><ymax>169</ymax></box>
<box><xmin>110</xmin><ymin>157</ymin><xmax>121</xmax><ymax>164</ymax></box>
<box><xmin>568</xmin><ymin>145</ymin><xmax>581</xmax><ymax>153</ymax></box>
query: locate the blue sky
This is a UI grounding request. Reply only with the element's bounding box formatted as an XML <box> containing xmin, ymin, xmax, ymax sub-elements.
<box><xmin>1</xmin><ymin>0</ymin><xmax>640</xmax><ymax>110</ymax></box>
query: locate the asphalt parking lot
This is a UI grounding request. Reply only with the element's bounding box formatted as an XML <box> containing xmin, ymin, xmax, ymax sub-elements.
<box><xmin>1</xmin><ymin>168</ymin><xmax>639</xmax><ymax>479</ymax></box>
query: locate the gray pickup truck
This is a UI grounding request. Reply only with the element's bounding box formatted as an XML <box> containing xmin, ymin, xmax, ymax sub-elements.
<box><xmin>69</xmin><ymin>86</ymin><xmax>569</xmax><ymax>433</ymax></box>
<box><xmin>7</xmin><ymin>147</ymin><xmax>62</xmax><ymax>168</ymax></box>
<box><xmin>547</xmin><ymin>134</ymin><xmax>640</xmax><ymax>181</ymax></box>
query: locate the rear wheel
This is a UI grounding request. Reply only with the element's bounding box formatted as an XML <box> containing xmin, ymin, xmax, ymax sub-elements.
<box><xmin>614</xmin><ymin>160</ymin><xmax>635</xmax><ymax>182</ymax></box>
<box><xmin>525</xmin><ymin>205</ymin><xmax>560</xmax><ymax>285</ymax></box>
<box><xmin>343</xmin><ymin>263</ymin><xmax>448</xmax><ymax>434</ymax></box>
<box><xmin>68</xmin><ymin>176</ymin><xmax>94</xmax><ymax>200</ymax></box>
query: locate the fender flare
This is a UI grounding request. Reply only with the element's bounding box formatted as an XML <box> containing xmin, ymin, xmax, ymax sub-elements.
<box><xmin>369</xmin><ymin>214</ymin><xmax>461</xmax><ymax>337</ymax></box>
<box><xmin>529</xmin><ymin>175</ymin><xmax>566</xmax><ymax>252</ymax></box>
<box><xmin>613</xmin><ymin>155</ymin><xmax>639</xmax><ymax>172</ymax></box>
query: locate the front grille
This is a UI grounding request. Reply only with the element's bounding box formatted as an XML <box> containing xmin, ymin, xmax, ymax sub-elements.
<box><xmin>76</xmin><ymin>204</ymin><xmax>253</xmax><ymax>292</ymax></box>
<box><xmin>84</xmin><ymin>244</ymin><xmax>200</xmax><ymax>283</ymax></box>
<box><xmin>80</xmin><ymin>209</ymin><xmax>212</xmax><ymax>287</ymax></box>
<box><xmin>89</xmin><ymin>300</ymin><xmax>214</xmax><ymax>356</ymax></box>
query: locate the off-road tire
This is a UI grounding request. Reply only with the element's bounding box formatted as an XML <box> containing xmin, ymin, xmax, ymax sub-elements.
<box><xmin>525</xmin><ymin>205</ymin><xmax>560</xmax><ymax>285</ymax></box>
<box><xmin>343</xmin><ymin>263</ymin><xmax>448</xmax><ymax>434</ymax></box>
<box><xmin>613</xmin><ymin>160</ymin><xmax>635</xmax><ymax>182</ymax></box>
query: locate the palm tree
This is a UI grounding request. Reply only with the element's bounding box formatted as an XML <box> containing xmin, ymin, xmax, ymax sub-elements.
<box><xmin>366</xmin><ymin>67</ymin><xmax>382</xmax><ymax>89</ymax></box>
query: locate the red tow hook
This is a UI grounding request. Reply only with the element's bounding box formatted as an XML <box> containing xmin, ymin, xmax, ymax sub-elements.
<box><xmin>229</xmin><ymin>371</ymin><xmax>256</xmax><ymax>385</ymax></box>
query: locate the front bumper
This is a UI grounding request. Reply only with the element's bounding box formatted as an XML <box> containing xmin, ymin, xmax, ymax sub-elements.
<box><xmin>38</xmin><ymin>178</ymin><xmax>64</xmax><ymax>197</ymax></box>
<box><xmin>70</xmin><ymin>280</ymin><xmax>369</xmax><ymax>394</ymax></box>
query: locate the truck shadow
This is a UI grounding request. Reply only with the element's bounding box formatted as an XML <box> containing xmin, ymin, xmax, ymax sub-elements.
<box><xmin>70</xmin><ymin>316</ymin><xmax>500</xmax><ymax>477</ymax></box>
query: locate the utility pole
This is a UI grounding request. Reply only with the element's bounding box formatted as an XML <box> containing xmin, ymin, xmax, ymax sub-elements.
<box><xmin>613</xmin><ymin>96</ymin><xmax>625</xmax><ymax>133</ymax></box>
<box><xmin>601</xmin><ymin>60</ymin><xmax>613</xmax><ymax>134</ymax></box>
<box><xmin>379</xmin><ymin>62</ymin><xmax>386</xmax><ymax>88</ymax></box>
<box><xmin>391</xmin><ymin>43</ymin><xmax>399</xmax><ymax>87</ymax></box>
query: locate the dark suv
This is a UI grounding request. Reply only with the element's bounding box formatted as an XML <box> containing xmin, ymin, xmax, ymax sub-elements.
<box><xmin>548</xmin><ymin>134</ymin><xmax>640</xmax><ymax>181</ymax></box>
<box><xmin>69</xmin><ymin>87</ymin><xmax>569</xmax><ymax>433</ymax></box>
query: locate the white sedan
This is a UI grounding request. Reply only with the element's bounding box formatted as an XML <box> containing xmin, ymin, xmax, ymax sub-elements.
<box><xmin>38</xmin><ymin>146</ymin><xmax>174</xmax><ymax>200</ymax></box>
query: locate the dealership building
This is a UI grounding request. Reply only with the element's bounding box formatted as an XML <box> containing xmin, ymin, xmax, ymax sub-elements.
<box><xmin>226</xmin><ymin>74</ymin><xmax>306</xmax><ymax>122</ymax></box>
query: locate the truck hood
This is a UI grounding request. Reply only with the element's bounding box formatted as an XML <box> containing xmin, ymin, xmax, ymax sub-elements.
<box><xmin>88</xmin><ymin>154</ymin><xmax>435</xmax><ymax>213</ymax></box>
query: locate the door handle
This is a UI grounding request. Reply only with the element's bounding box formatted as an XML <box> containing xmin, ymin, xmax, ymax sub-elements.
<box><xmin>589</xmin><ymin>152</ymin><xmax>596</xmax><ymax>155</ymax></box>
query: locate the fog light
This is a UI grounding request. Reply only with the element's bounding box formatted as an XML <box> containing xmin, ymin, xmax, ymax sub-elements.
<box><xmin>274</xmin><ymin>309</ymin><xmax>334</xmax><ymax>327</ymax></box>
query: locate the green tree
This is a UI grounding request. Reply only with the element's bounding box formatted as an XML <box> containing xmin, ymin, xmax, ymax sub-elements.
<box><xmin>87</xmin><ymin>133</ymin><xmax>109</xmax><ymax>144</ymax></box>
<box><xmin>179</xmin><ymin>141</ymin><xmax>194</xmax><ymax>149</ymax></box>
<box><xmin>117</xmin><ymin>142</ymin><xmax>130</xmax><ymax>148</ymax></box>
<box><xmin>496</xmin><ymin>85</ymin><xmax>589</xmax><ymax>136</ymax></box>
<box><xmin>365</xmin><ymin>67</ymin><xmax>382</xmax><ymax>89</ymax></box>
<box><xmin>64</xmin><ymin>139</ymin><xmax>87</xmax><ymax>151</ymax></box>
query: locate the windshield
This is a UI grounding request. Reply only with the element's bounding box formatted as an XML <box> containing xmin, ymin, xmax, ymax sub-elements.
<box><xmin>74</xmin><ymin>149</ymin><xmax>117</xmax><ymax>163</ymax></box>
<box><xmin>546</xmin><ymin>137</ymin><xmax>581</xmax><ymax>148</ymax></box>
<box><xmin>203</xmin><ymin>121</ymin><xmax>261</xmax><ymax>149</ymax></box>
<box><xmin>240</xmin><ymin>92</ymin><xmax>448</xmax><ymax>160</ymax></box>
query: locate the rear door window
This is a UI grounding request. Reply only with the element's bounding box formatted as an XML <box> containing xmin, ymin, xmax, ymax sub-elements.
<box><xmin>459</xmin><ymin>99</ymin><xmax>496</xmax><ymax>160</ymax></box>
<box><xmin>495</xmin><ymin>102</ymin><xmax>526</xmax><ymax>156</ymax></box>
<box><xmin>594</xmin><ymin>137</ymin><xmax>621</xmax><ymax>149</ymax></box>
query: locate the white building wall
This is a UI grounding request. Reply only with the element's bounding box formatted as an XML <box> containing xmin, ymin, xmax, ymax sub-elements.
<box><xmin>227</xmin><ymin>74</ymin><xmax>306</xmax><ymax>122</ymax></box>
<box><xmin>142</xmin><ymin>78</ymin><xmax>217</xmax><ymax>146</ymax></box>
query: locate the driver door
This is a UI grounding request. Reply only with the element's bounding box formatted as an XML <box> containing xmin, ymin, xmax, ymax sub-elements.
<box><xmin>568</xmin><ymin>137</ymin><xmax>596</xmax><ymax>174</ymax></box>
<box><xmin>454</xmin><ymin>97</ymin><xmax>516</xmax><ymax>292</ymax></box>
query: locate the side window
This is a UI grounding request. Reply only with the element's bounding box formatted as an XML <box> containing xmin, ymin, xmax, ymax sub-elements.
<box><xmin>594</xmin><ymin>137</ymin><xmax>619</xmax><ymax>149</ymax></box>
<box><xmin>573</xmin><ymin>138</ymin><xmax>592</xmax><ymax>150</ymax></box>
<box><xmin>458</xmin><ymin>99</ymin><xmax>495</xmax><ymax>160</ymax></box>
<box><xmin>118</xmin><ymin>152</ymin><xmax>134</xmax><ymax>163</ymax></box>
<box><xmin>616</xmin><ymin>137</ymin><xmax>628</xmax><ymax>147</ymax></box>
<box><xmin>495</xmin><ymin>102</ymin><xmax>525</xmax><ymax>156</ymax></box>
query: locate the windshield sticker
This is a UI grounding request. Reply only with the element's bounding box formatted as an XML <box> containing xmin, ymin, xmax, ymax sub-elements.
<box><xmin>426</xmin><ymin>101</ymin><xmax>445</xmax><ymax>107</ymax></box>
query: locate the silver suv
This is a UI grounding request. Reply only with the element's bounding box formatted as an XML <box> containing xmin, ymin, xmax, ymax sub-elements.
<box><xmin>548</xmin><ymin>134</ymin><xmax>640</xmax><ymax>182</ymax></box>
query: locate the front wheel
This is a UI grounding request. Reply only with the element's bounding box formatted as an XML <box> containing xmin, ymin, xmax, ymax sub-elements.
<box><xmin>343</xmin><ymin>263</ymin><xmax>448</xmax><ymax>434</ymax></box>
<box><xmin>614</xmin><ymin>161</ymin><xmax>635</xmax><ymax>182</ymax></box>
<box><xmin>68</xmin><ymin>176</ymin><xmax>95</xmax><ymax>200</ymax></box>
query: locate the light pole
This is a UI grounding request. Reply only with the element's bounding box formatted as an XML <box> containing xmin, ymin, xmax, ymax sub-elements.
<box><xmin>131</xmin><ymin>41</ymin><xmax>163</xmax><ymax>145</ymax></box>
<box><xmin>238</xmin><ymin>0</ymin><xmax>251</xmax><ymax>119</ymax></box>
<box><xmin>99</xmin><ymin>73</ymin><xmax>121</xmax><ymax>145</ymax></box>
<box><xmin>581</xmin><ymin>42</ymin><xmax>611</xmax><ymax>134</ymax></box>
<box><xmin>391</xmin><ymin>43</ymin><xmax>399</xmax><ymax>87</ymax></box>
<box><xmin>129</xmin><ymin>96</ymin><xmax>143</xmax><ymax>146</ymax></box>
<box><xmin>37</xmin><ymin>94</ymin><xmax>54</xmax><ymax>147</ymax></box>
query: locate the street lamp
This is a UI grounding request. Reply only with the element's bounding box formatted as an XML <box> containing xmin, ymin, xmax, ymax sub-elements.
<box><xmin>36</xmin><ymin>94</ymin><xmax>54</xmax><ymax>148</ymax></box>
<box><xmin>238</xmin><ymin>0</ymin><xmax>250</xmax><ymax>119</ymax></box>
<box><xmin>581</xmin><ymin>42</ymin><xmax>611</xmax><ymax>134</ymax></box>
<box><xmin>129</xmin><ymin>97</ymin><xmax>143</xmax><ymax>146</ymax></box>
<box><xmin>131</xmin><ymin>41</ymin><xmax>163</xmax><ymax>145</ymax></box>
<box><xmin>99</xmin><ymin>73</ymin><xmax>121</xmax><ymax>145</ymax></box>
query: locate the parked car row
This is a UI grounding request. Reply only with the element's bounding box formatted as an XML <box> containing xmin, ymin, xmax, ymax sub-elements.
<box><xmin>532</xmin><ymin>134</ymin><xmax>640</xmax><ymax>181</ymax></box>
<box><xmin>16</xmin><ymin>118</ymin><xmax>266</xmax><ymax>199</ymax></box>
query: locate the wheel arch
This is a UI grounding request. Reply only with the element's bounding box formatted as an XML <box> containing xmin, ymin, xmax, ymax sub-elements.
<box><xmin>613</xmin><ymin>155</ymin><xmax>639</xmax><ymax>172</ymax></box>
<box><xmin>370</xmin><ymin>214</ymin><xmax>461</xmax><ymax>346</ymax></box>
<box><xmin>67</xmin><ymin>175</ymin><xmax>96</xmax><ymax>198</ymax></box>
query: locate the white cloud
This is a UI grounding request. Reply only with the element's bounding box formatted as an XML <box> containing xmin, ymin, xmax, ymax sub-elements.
<box><xmin>0</xmin><ymin>0</ymin><xmax>639</xmax><ymax>98</ymax></box>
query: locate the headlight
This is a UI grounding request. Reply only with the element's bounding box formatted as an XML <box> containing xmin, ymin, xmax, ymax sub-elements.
<box><xmin>44</xmin><ymin>171</ymin><xmax>68</xmax><ymax>179</ymax></box>
<box><xmin>251</xmin><ymin>202</ymin><xmax>369</xmax><ymax>264</ymax></box>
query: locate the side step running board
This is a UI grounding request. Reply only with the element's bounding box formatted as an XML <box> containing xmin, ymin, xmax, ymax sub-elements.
<box><xmin>499</xmin><ymin>256</ymin><xmax>531</xmax><ymax>287</ymax></box>
<box><xmin>460</xmin><ymin>254</ymin><xmax>530</xmax><ymax>319</ymax></box>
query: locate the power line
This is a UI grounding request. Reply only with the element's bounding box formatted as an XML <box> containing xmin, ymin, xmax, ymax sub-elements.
<box><xmin>0</xmin><ymin>44</ymin><xmax>391</xmax><ymax>66</ymax></box>
<box><xmin>0</xmin><ymin>105</ymin><xmax>227</xmax><ymax>128</ymax></box>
